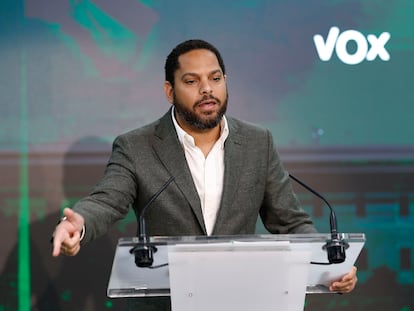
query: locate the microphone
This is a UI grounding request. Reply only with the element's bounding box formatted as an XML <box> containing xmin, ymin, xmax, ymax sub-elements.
<box><xmin>289</xmin><ymin>173</ymin><xmax>349</xmax><ymax>264</ymax></box>
<box><xmin>130</xmin><ymin>176</ymin><xmax>175</xmax><ymax>267</ymax></box>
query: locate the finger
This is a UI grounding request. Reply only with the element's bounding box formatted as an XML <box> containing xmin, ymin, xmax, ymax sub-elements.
<box><xmin>64</xmin><ymin>230</ymin><xmax>81</xmax><ymax>249</ymax></box>
<box><xmin>60</xmin><ymin>230</ymin><xmax>81</xmax><ymax>256</ymax></box>
<box><xmin>60</xmin><ymin>244</ymin><xmax>67</xmax><ymax>255</ymax></box>
<box><xmin>52</xmin><ymin>221</ymin><xmax>76</xmax><ymax>257</ymax></box>
<box><xmin>332</xmin><ymin>281</ymin><xmax>352</xmax><ymax>291</ymax></box>
<box><xmin>61</xmin><ymin>242</ymin><xmax>80</xmax><ymax>257</ymax></box>
<box><xmin>342</xmin><ymin>266</ymin><xmax>357</xmax><ymax>282</ymax></box>
<box><xmin>339</xmin><ymin>283</ymin><xmax>354</xmax><ymax>293</ymax></box>
<box><xmin>62</xmin><ymin>208</ymin><xmax>84</xmax><ymax>231</ymax></box>
<box><xmin>52</xmin><ymin>241</ymin><xmax>62</xmax><ymax>257</ymax></box>
<box><xmin>330</xmin><ymin>278</ymin><xmax>357</xmax><ymax>293</ymax></box>
<box><xmin>52</xmin><ymin>230</ymin><xmax>66</xmax><ymax>257</ymax></box>
<box><xmin>63</xmin><ymin>208</ymin><xmax>78</xmax><ymax>224</ymax></box>
<box><xmin>65</xmin><ymin>243</ymin><xmax>81</xmax><ymax>256</ymax></box>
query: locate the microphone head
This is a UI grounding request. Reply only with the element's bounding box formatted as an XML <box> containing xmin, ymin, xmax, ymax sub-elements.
<box><xmin>132</xmin><ymin>244</ymin><xmax>157</xmax><ymax>268</ymax></box>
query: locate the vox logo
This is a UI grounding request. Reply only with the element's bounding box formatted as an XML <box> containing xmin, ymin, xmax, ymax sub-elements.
<box><xmin>313</xmin><ymin>26</ymin><xmax>391</xmax><ymax>65</ymax></box>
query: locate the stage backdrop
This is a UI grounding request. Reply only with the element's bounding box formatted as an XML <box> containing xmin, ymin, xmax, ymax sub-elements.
<box><xmin>1</xmin><ymin>0</ymin><xmax>413</xmax><ymax>310</ymax></box>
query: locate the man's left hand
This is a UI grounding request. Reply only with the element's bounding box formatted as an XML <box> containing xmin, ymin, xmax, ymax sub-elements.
<box><xmin>329</xmin><ymin>266</ymin><xmax>358</xmax><ymax>293</ymax></box>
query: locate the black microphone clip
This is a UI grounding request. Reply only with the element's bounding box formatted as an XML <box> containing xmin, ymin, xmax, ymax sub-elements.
<box><xmin>130</xmin><ymin>237</ymin><xmax>158</xmax><ymax>268</ymax></box>
<box><xmin>323</xmin><ymin>232</ymin><xmax>349</xmax><ymax>264</ymax></box>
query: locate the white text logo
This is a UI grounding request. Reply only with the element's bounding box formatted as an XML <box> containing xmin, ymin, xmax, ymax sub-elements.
<box><xmin>313</xmin><ymin>26</ymin><xmax>391</xmax><ymax>65</ymax></box>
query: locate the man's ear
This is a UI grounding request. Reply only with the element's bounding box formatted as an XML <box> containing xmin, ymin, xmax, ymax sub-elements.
<box><xmin>164</xmin><ymin>81</ymin><xmax>174</xmax><ymax>104</ymax></box>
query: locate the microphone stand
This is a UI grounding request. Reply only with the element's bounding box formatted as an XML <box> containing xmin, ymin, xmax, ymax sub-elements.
<box><xmin>130</xmin><ymin>176</ymin><xmax>175</xmax><ymax>267</ymax></box>
<box><xmin>289</xmin><ymin>173</ymin><xmax>349</xmax><ymax>264</ymax></box>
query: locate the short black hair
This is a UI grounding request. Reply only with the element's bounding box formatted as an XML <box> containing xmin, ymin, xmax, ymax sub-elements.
<box><xmin>164</xmin><ymin>39</ymin><xmax>226</xmax><ymax>87</ymax></box>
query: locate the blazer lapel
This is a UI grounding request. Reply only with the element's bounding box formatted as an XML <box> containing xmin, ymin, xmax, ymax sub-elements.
<box><xmin>213</xmin><ymin>118</ymin><xmax>244</xmax><ymax>234</ymax></box>
<box><xmin>151</xmin><ymin>110</ymin><xmax>207</xmax><ymax>234</ymax></box>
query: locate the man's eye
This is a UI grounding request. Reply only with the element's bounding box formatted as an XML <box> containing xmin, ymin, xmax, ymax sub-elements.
<box><xmin>212</xmin><ymin>76</ymin><xmax>221</xmax><ymax>82</ymax></box>
<box><xmin>185</xmin><ymin>80</ymin><xmax>195</xmax><ymax>84</ymax></box>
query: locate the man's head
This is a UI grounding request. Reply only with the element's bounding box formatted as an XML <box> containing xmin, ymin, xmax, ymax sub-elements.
<box><xmin>164</xmin><ymin>39</ymin><xmax>228</xmax><ymax>132</ymax></box>
<box><xmin>165</xmin><ymin>39</ymin><xmax>226</xmax><ymax>88</ymax></box>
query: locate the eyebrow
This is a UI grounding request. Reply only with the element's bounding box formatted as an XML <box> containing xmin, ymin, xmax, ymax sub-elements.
<box><xmin>180</xmin><ymin>69</ymin><xmax>222</xmax><ymax>80</ymax></box>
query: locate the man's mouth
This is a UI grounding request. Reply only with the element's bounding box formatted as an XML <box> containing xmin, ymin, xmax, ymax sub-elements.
<box><xmin>200</xmin><ymin>99</ymin><xmax>216</xmax><ymax>106</ymax></box>
<box><xmin>197</xmin><ymin>101</ymin><xmax>216</xmax><ymax>113</ymax></box>
<box><xmin>196</xmin><ymin>97</ymin><xmax>219</xmax><ymax>110</ymax></box>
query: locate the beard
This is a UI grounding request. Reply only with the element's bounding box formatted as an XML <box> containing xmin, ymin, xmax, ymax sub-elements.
<box><xmin>173</xmin><ymin>92</ymin><xmax>228</xmax><ymax>130</ymax></box>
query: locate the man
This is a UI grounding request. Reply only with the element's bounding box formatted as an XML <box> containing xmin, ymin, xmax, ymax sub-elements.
<box><xmin>52</xmin><ymin>40</ymin><xmax>357</xmax><ymax>304</ymax></box>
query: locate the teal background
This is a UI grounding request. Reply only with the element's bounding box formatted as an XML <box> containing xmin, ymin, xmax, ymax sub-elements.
<box><xmin>0</xmin><ymin>0</ymin><xmax>413</xmax><ymax>310</ymax></box>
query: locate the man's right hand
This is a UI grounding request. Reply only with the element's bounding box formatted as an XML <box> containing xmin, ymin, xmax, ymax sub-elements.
<box><xmin>52</xmin><ymin>207</ymin><xmax>85</xmax><ymax>257</ymax></box>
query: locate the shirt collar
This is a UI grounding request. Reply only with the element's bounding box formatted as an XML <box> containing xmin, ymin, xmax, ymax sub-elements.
<box><xmin>171</xmin><ymin>106</ymin><xmax>229</xmax><ymax>148</ymax></box>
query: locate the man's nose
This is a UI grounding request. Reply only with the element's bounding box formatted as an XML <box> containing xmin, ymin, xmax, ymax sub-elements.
<box><xmin>199</xmin><ymin>80</ymin><xmax>212</xmax><ymax>94</ymax></box>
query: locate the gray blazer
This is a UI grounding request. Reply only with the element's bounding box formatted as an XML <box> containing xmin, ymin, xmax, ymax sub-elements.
<box><xmin>74</xmin><ymin>109</ymin><xmax>316</xmax><ymax>243</ymax></box>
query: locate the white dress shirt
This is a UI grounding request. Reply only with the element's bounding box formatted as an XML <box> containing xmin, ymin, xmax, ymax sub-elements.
<box><xmin>171</xmin><ymin>107</ymin><xmax>229</xmax><ymax>235</ymax></box>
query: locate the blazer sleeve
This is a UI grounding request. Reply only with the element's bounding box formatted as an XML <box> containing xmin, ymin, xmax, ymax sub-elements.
<box><xmin>72</xmin><ymin>134</ymin><xmax>137</xmax><ymax>243</ymax></box>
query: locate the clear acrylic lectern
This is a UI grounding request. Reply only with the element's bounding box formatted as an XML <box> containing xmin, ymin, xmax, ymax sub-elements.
<box><xmin>107</xmin><ymin>233</ymin><xmax>365</xmax><ymax>311</ymax></box>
